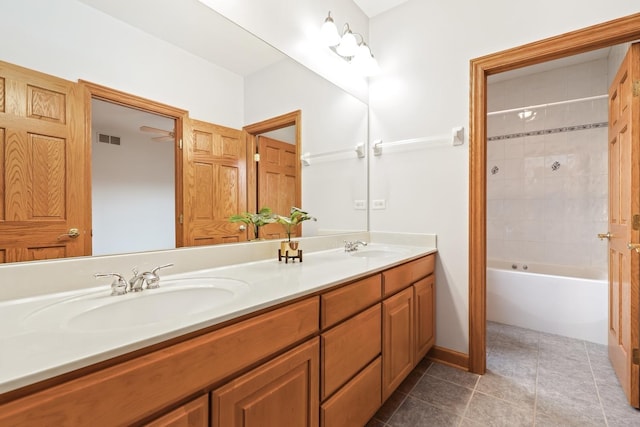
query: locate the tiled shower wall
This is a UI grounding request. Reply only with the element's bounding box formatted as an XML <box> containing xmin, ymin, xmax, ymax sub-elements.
<box><xmin>486</xmin><ymin>59</ymin><xmax>608</xmax><ymax>273</ymax></box>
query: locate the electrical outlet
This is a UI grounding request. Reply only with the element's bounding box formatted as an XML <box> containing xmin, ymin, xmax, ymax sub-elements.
<box><xmin>372</xmin><ymin>199</ymin><xmax>386</xmax><ymax>210</ymax></box>
<box><xmin>353</xmin><ymin>200</ymin><xmax>366</xmax><ymax>210</ymax></box>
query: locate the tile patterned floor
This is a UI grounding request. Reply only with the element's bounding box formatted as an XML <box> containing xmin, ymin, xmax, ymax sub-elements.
<box><xmin>367</xmin><ymin>322</ymin><xmax>640</xmax><ymax>426</ymax></box>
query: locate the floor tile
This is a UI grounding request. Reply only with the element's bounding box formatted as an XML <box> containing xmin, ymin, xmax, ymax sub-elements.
<box><xmin>409</xmin><ymin>374</ymin><xmax>474</xmax><ymax>416</ymax></box>
<box><xmin>426</xmin><ymin>362</ymin><xmax>480</xmax><ymax>389</ymax></box>
<box><xmin>475</xmin><ymin>369</ymin><xmax>535</xmax><ymax>407</ymax></box>
<box><xmin>464</xmin><ymin>391</ymin><xmax>533</xmax><ymax>426</ymax></box>
<box><xmin>387</xmin><ymin>396</ymin><xmax>460</xmax><ymax>427</ymax></box>
<box><xmin>374</xmin><ymin>390</ymin><xmax>407</xmax><ymax>423</ymax></box>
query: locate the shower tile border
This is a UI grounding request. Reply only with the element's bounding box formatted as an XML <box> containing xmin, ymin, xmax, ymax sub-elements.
<box><xmin>488</xmin><ymin>121</ymin><xmax>608</xmax><ymax>141</ymax></box>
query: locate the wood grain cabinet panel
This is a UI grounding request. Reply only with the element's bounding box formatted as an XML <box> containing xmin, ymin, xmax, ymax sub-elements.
<box><xmin>382</xmin><ymin>255</ymin><xmax>434</xmax><ymax>297</ymax></box>
<box><xmin>212</xmin><ymin>338</ymin><xmax>319</xmax><ymax>427</ymax></box>
<box><xmin>0</xmin><ymin>297</ymin><xmax>319</xmax><ymax>427</ymax></box>
<box><xmin>382</xmin><ymin>286</ymin><xmax>414</xmax><ymax>401</ymax></box>
<box><xmin>320</xmin><ymin>357</ymin><xmax>381</xmax><ymax>427</ymax></box>
<box><xmin>414</xmin><ymin>275</ymin><xmax>435</xmax><ymax>362</ymax></box>
<box><xmin>321</xmin><ymin>274</ymin><xmax>381</xmax><ymax>329</ymax></box>
<box><xmin>321</xmin><ymin>304</ymin><xmax>381</xmax><ymax>400</ymax></box>
<box><xmin>145</xmin><ymin>395</ymin><xmax>209</xmax><ymax>427</ymax></box>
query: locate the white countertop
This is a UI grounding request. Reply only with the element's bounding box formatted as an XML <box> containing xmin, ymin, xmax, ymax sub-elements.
<box><xmin>0</xmin><ymin>238</ymin><xmax>436</xmax><ymax>395</ymax></box>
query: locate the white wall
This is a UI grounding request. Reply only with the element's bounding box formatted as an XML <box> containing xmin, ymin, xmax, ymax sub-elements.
<box><xmin>244</xmin><ymin>58</ymin><xmax>369</xmax><ymax>234</ymax></box>
<box><xmin>92</xmin><ymin>130</ymin><xmax>175</xmax><ymax>255</ymax></box>
<box><xmin>487</xmin><ymin>59</ymin><xmax>609</xmax><ymax>275</ymax></box>
<box><xmin>0</xmin><ymin>0</ymin><xmax>244</xmax><ymax>128</ymax></box>
<box><xmin>366</xmin><ymin>1</ymin><xmax>638</xmax><ymax>354</ymax></box>
<box><xmin>199</xmin><ymin>0</ymin><xmax>371</xmax><ymax>103</ymax></box>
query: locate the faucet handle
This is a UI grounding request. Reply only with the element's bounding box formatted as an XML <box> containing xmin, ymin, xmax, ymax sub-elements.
<box><xmin>146</xmin><ymin>263</ymin><xmax>174</xmax><ymax>289</ymax></box>
<box><xmin>94</xmin><ymin>273</ymin><xmax>128</xmax><ymax>296</ymax></box>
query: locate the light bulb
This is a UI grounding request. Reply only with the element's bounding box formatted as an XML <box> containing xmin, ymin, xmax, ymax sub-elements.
<box><xmin>336</xmin><ymin>30</ymin><xmax>358</xmax><ymax>57</ymax></box>
<box><xmin>321</xmin><ymin>12</ymin><xmax>341</xmax><ymax>47</ymax></box>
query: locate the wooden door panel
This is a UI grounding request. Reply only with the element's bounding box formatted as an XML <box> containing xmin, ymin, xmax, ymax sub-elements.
<box><xmin>0</xmin><ymin>61</ymin><xmax>86</xmax><ymax>263</ymax></box>
<box><xmin>258</xmin><ymin>136</ymin><xmax>298</xmax><ymax>240</ymax></box>
<box><xmin>183</xmin><ymin>119</ymin><xmax>247</xmax><ymax>245</ymax></box>
<box><xmin>382</xmin><ymin>287</ymin><xmax>414</xmax><ymax>401</ymax></box>
<box><xmin>607</xmin><ymin>43</ymin><xmax>640</xmax><ymax>408</ymax></box>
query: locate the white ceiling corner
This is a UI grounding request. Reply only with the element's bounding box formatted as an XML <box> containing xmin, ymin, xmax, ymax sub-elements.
<box><xmin>352</xmin><ymin>0</ymin><xmax>410</xmax><ymax>18</ymax></box>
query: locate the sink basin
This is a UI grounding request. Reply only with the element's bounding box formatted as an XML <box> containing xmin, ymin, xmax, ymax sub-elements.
<box><xmin>349</xmin><ymin>247</ymin><xmax>410</xmax><ymax>258</ymax></box>
<box><xmin>23</xmin><ymin>278</ymin><xmax>250</xmax><ymax>332</ymax></box>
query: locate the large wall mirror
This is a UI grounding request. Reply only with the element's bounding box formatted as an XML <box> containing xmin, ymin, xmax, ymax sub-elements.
<box><xmin>1</xmin><ymin>0</ymin><xmax>368</xmax><ymax>261</ymax></box>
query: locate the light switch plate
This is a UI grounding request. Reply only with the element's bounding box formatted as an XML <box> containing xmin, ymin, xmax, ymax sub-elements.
<box><xmin>353</xmin><ymin>200</ymin><xmax>366</xmax><ymax>210</ymax></box>
<box><xmin>372</xmin><ymin>199</ymin><xmax>386</xmax><ymax>210</ymax></box>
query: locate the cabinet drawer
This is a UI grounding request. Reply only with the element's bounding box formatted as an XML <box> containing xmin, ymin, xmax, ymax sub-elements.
<box><xmin>145</xmin><ymin>395</ymin><xmax>209</xmax><ymax>427</ymax></box>
<box><xmin>321</xmin><ymin>274</ymin><xmax>381</xmax><ymax>329</ymax></box>
<box><xmin>321</xmin><ymin>304</ymin><xmax>381</xmax><ymax>400</ymax></box>
<box><xmin>320</xmin><ymin>357</ymin><xmax>382</xmax><ymax>427</ymax></box>
<box><xmin>0</xmin><ymin>297</ymin><xmax>319</xmax><ymax>427</ymax></box>
<box><xmin>382</xmin><ymin>254</ymin><xmax>435</xmax><ymax>297</ymax></box>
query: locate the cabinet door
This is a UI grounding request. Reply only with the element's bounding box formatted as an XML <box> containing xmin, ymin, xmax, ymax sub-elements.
<box><xmin>212</xmin><ymin>338</ymin><xmax>319</xmax><ymax>427</ymax></box>
<box><xmin>414</xmin><ymin>275</ymin><xmax>435</xmax><ymax>362</ymax></box>
<box><xmin>145</xmin><ymin>395</ymin><xmax>208</xmax><ymax>427</ymax></box>
<box><xmin>382</xmin><ymin>287</ymin><xmax>414</xmax><ymax>401</ymax></box>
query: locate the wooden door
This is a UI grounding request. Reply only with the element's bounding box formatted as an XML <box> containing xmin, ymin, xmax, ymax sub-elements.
<box><xmin>382</xmin><ymin>286</ymin><xmax>414</xmax><ymax>401</ymax></box>
<box><xmin>608</xmin><ymin>42</ymin><xmax>640</xmax><ymax>408</ymax></box>
<box><xmin>212</xmin><ymin>338</ymin><xmax>319</xmax><ymax>427</ymax></box>
<box><xmin>0</xmin><ymin>61</ymin><xmax>87</xmax><ymax>263</ymax></box>
<box><xmin>414</xmin><ymin>275</ymin><xmax>435</xmax><ymax>362</ymax></box>
<box><xmin>183</xmin><ymin>118</ymin><xmax>247</xmax><ymax>246</ymax></box>
<box><xmin>257</xmin><ymin>135</ymin><xmax>297</xmax><ymax>239</ymax></box>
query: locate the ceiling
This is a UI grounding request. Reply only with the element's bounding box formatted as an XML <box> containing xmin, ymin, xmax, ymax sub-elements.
<box><xmin>92</xmin><ymin>99</ymin><xmax>174</xmax><ymax>144</ymax></box>
<box><xmin>353</xmin><ymin>0</ymin><xmax>410</xmax><ymax>17</ymax></box>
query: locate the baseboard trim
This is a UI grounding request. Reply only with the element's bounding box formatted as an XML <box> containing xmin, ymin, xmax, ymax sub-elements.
<box><xmin>427</xmin><ymin>346</ymin><xmax>469</xmax><ymax>371</ymax></box>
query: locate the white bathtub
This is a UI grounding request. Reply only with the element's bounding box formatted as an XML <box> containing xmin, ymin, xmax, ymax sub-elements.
<box><xmin>487</xmin><ymin>260</ymin><xmax>608</xmax><ymax>345</ymax></box>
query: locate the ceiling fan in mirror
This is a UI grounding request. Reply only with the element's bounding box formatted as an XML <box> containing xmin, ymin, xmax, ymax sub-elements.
<box><xmin>139</xmin><ymin>125</ymin><xmax>175</xmax><ymax>142</ymax></box>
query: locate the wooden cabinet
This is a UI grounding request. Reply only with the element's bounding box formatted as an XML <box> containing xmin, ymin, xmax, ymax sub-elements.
<box><xmin>381</xmin><ymin>253</ymin><xmax>436</xmax><ymax>401</ymax></box>
<box><xmin>0</xmin><ymin>253</ymin><xmax>435</xmax><ymax>427</ymax></box>
<box><xmin>145</xmin><ymin>395</ymin><xmax>209</xmax><ymax>427</ymax></box>
<box><xmin>414</xmin><ymin>275</ymin><xmax>435</xmax><ymax>362</ymax></box>
<box><xmin>212</xmin><ymin>338</ymin><xmax>319</xmax><ymax>427</ymax></box>
<box><xmin>320</xmin><ymin>357</ymin><xmax>382</xmax><ymax>427</ymax></box>
<box><xmin>382</xmin><ymin>286</ymin><xmax>415</xmax><ymax>400</ymax></box>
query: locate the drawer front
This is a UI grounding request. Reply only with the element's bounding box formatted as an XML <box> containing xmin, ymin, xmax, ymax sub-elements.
<box><xmin>383</xmin><ymin>254</ymin><xmax>435</xmax><ymax>297</ymax></box>
<box><xmin>0</xmin><ymin>297</ymin><xmax>320</xmax><ymax>427</ymax></box>
<box><xmin>145</xmin><ymin>395</ymin><xmax>209</xmax><ymax>427</ymax></box>
<box><xmin>321</xmin><ymin>304</ymin><xmax>381</xmax><ymax>400</ymax></box>
<box><xmin>320</xmin><ymin>357</ymin><xmax>382</xmax><ymax>427</ymax></box>
<box><xmin>321</xmin><ymin>274</ymin><xmax>381</xmax><ymax>329</ymax></box>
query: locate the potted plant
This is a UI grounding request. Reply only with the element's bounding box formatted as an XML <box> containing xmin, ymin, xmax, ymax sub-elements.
<box><xmin>229</xmin><ymin>207</ymin><xmax>275</xmax><ymax>240</ymax></box>
<box><xmin>276</xmin><ymin>207</ymin><xmax>316</xmax><ymax>256</ymax></box>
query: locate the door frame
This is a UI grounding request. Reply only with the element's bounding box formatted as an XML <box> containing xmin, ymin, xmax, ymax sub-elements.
<box><xmin>79</xmin><ymin>81</ymin><xmax>188</xmax><ymax>251</ymax></box>
<box><xmin>243</xmin><ymin>110</ymin><xmax>302</xmax><ymax>216</ymax></box>
<box><xmin>468</xmin><ymin>13</ymin><xmax>640</xmax><ymax>374</ymax></box>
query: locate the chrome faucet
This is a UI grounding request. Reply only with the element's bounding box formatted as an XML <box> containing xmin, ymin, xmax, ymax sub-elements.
<box><xmin>129</xmin><ymin>263</ymin><xmax>174</xmax><ymax>292</ymax></box>
<box><xmin>94</xmin><ymin>272</ymin><xmax>129</xmax><ymax>296</ymax></box>
<box><xmin>344</xmin><ymin>240</ymin><xmax>368</xmax><ymax>252</ymax></box>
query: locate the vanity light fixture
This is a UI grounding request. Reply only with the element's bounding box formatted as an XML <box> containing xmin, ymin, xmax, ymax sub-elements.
<box><xmin>321</xmin><ymin>11</ymin><xmax>380</xmax><ymax>76</ymax></box>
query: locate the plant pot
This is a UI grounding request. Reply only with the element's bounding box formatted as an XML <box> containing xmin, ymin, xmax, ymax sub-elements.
<box><xmin>280</xmin><ymin>240</ymin><xmax>300</xmax><ymax>256</ymax></box>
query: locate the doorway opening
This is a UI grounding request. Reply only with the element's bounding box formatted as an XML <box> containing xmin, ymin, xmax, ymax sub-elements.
<box><xmin>81</xmin><ymin>81</ymin><xmax>188</xmax><ymax>254</ymax></box>
<box><xmin>468</xmin><ymin>14</ymin><xmax>640</xmax><ymax>375</ymax></box>
<box><xmin>244</xmin><ymin>110</ymin><xmax>302</xmax><ymax>239</ymax></box>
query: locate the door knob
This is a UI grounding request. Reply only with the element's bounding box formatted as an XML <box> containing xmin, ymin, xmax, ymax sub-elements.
<box><xmin>597</xmin><ymin>232</ymin><xmax>612</xmax><ymax>240</ymax></box>
<box><xmin>239</xmin><ymin>225</ymin><xmax>247</xmax><ymax>231</ymax></box>
<box><xmin>628</xmin><ymin>242</ymin><xmax>640</xmax><ymax>253</ymax></box>
<box><xmin>57</xmin><ymin>228</ymin><xmax>80</xmax><ymax>240</ymax></box>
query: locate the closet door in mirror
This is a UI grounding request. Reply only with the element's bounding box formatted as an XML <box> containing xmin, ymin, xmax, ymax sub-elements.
<box><xmin>0</xmin><ymin>61</ymin><xmax>87</xmax><ymax>263</ymax></box>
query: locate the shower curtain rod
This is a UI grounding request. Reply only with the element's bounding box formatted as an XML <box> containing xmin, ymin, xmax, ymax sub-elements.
<box><xmin>487</xmin><ymin>94</ymin><xmax>608</xmax><ymax>116</ymax></box>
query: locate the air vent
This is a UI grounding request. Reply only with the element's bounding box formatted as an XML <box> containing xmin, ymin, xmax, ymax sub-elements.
<box><xmin>97</xmin><ymin>133</ymin><xmax>121</xmax><ymax>145</ymax></box>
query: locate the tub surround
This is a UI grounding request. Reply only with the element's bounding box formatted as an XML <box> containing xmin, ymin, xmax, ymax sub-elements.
<box><xmin>0</xmin><ymin>232</ymin><xmax>436</xmax><ymax>395</ymax></box>
<box><xmin>486</xmin><ymin>259</ymin><xmax>607</xmax><ymax>345</ymax></box>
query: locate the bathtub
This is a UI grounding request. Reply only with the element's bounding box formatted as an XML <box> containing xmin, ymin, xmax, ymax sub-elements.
<box><xmin>486</xmin><ymin>260</ymin><xmax>608</xmax><ymax>345</ymax></box>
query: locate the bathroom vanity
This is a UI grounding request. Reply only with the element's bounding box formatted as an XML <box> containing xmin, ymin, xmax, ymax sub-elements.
<box><xmin>0</xmin><ymin>236</ymin><xmax>436</xmax><ymax>426</ymax></box>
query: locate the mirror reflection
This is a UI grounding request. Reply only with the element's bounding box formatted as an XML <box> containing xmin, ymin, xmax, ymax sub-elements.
<box><xmin>0</xmin><ymin>0</ymin><xmax>368</xmax><ymax>261</ymax></box>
